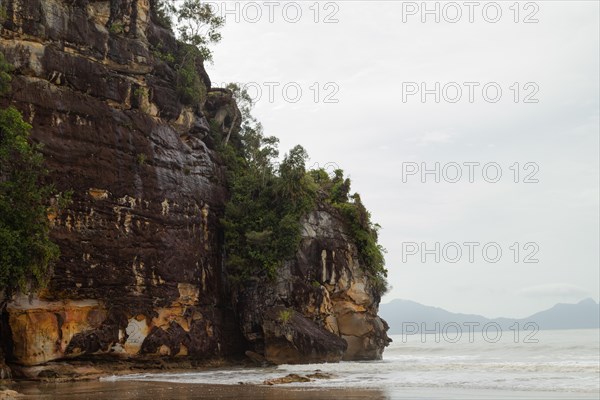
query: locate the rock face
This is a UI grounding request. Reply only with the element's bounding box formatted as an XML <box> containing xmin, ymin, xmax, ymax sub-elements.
<box><xmin>0</xmin><ymin>0</ymin><xmax>389</xmax><ymax>372</ymax></box>
<box><xmin>261</xmin><ymin>306</ymin><xmax>347</xmax><ymax>364</ymax></box>
<box><xmin>236</xmin><ymin>207</ymin><xmax>391</xmax><ymax>364</ymax></box>
<box><xmin>0</xmin><ymin>0</ymin><xmax>242</xmax><ymax>368</ymax></box>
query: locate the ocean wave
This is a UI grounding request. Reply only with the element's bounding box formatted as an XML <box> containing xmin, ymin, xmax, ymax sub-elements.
<box><xmin>102</xmin><ymin>329</ymin><xmax>600</xmax><ymax>393</ymax></box>
<box><xmin>103</xmin><ymin>359</ymin><xmax>600</xmax><ymax>393</ymax></box>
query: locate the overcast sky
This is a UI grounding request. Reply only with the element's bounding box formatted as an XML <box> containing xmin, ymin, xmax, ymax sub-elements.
<box><xmin>205</xmin><ymin>1</ymin><xmax>599</xmax><ymax>318</ymax></box>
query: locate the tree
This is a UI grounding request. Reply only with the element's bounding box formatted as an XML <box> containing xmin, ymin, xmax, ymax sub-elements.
<box><xmin>277</xmin><ymin>145</ymin><xmax>313</xmax><ymax>205</ymax></box>
<box><xmin>152</xmin><ymin>0</ymin><xmax>225</xmax><ymax>63</ymax></box>
<box><xmin>219</xmin><ymin>85</ymin><xmax>317</xmax><ymax>281</ymax></box>
<box><xmin>175</xmin><ymin>46</ymin><xmax>207</xmax><ymax>105</ymax></box>
<box><xmin>150</xmin><ymin>0</ymin><xmax>176</xmax><ymax>28</ymax></box>
<box><xmin>218</xmin><ymin>84</ymin><xmax>387</xmax><ymax>295</ymax></box>
<box><xmin>149</xmin><ymin>1</ymin><xmax>225</xmax><ymax>106</ymax></box>
<box><xmin>177</xmin><ymin>0</ymin><xmax>224</xmax><ymax>62</ymax></box>
<box><xmin>0</xmin><ymin>53</ymin><xmax>59</xmax><ymax>295</ymax></box>
<box><xmin>223</xmin><ymin>83</ymin><xmax>255</xmax><ymax>147</ymax></box>
<box><xmin>226</xmin><ymin>83</ymin><xmax>279</xmax><ymax>178</ymax></box>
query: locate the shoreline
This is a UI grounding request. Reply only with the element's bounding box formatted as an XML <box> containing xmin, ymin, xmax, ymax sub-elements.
<box><xmin>5</xmin><ymin>380</ymin><xmax>599</xmax><ymax>400</ymax></box>
<box><xmin>3</xmin><ymin>357</ymin><xmax>250</xmax><ymax>383</ymax></box>
<box><xmin>2</xmin><ymin>329</ymin><xmax>599</xmax><ymax>399</ymax></box>
<box><xmin>5</xmin><ymin>381</ymin><xmax>389</xmax><ymax>400</ymax></box>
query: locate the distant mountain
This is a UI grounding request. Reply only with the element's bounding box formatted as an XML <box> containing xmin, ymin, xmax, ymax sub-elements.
<box><xmin>524</xmin><ymin>298</ymin><xmax>600</xmax><ymax>330</ymax></box>
<box><xmin>380</xmin><ymin>298</ymin><xmax>600</xmax><ymax>334</ymax></box>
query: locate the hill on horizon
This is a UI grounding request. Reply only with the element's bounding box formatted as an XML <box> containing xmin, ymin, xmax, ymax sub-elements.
<box><xmin>379</xmin><ymin>298</ymin><xmax>600</xmax><ymax>334</ymax></box>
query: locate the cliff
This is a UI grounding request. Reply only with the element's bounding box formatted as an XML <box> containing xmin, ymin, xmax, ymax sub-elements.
<box><xmin>237</xmin><ymin>207</ymin><xmax>390</xmax><ymax>364</ymax></box>
<box><xmin>0</xmin><ymin>0</ymin><xmax>389</xmax><ymax>378</ymax></box>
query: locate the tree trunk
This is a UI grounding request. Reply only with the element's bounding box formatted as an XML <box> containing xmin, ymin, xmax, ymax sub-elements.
<box><xmin>223</xmin><ymin>115</ymin><xmax>237</xmax><ymax>146</ymax></box>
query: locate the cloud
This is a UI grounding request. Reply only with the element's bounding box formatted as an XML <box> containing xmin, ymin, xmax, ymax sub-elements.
<box><xmin>208</xmin><ymin>1</ymin><xmax>599</xmax><ymax>317</ymax></box>
<box><xmin>518</xmin><ymin>283</ymin><xmax>590</xmax><ymax>299</ymax></box>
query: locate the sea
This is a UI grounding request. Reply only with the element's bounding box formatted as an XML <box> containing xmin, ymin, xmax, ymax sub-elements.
<box><xmin>100</xmin><ymin>329</ymin><xmax>600</xmax><ymax>399</ymax></box>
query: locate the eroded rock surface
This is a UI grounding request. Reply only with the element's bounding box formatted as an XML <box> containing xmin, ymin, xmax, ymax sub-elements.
<box><xmin>236</xmin><ymin>207</ymin><xmax>391</xmax><ymax>364</ymax></box>
<box><xmin>0</xmin><ymin>0</ymin><xmax>241</xmax><ymax>367</ymax></box>
<box><xmin>261</xmin><ymin>306</ymin><xmax>347</xmax><ymax>364</ymax></box>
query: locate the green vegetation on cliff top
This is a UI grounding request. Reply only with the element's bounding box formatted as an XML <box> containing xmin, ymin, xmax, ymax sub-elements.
<box><xmin>216</xmin><ymin>84</ymin><xmax>388</xmax><ymax>296</ymax></box>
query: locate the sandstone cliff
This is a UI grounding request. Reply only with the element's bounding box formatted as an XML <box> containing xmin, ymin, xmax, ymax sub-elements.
<box><xmin>0</xmin><ymin>0</ymin><xmax>389</xmax><ymax>378</ymax></box>
<box><xmin>236</xmin><ymin>206</ymin><xmax>390</xmax><ymax>364</ymax></box>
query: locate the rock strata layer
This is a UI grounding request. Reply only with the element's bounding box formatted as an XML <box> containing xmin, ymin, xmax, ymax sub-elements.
<box><xmin>236</xmin><ymin>209</ymin><xmax>391</xmax><ymax>364</ymax></box>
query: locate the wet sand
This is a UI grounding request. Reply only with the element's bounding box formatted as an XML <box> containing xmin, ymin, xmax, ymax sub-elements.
<box><xmin>8</xmin><ymin>380</ymin><xmax>599</xmax><ymax>400</ymax></box>
<box><xmin>10</xmin><ymin>380</ymin><xmax>388</xmax><ymax>399</ymax></box>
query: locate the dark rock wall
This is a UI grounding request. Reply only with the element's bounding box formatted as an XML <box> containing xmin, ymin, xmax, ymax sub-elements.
<box><xmin>0</xmin><ymin>0</ymin><xmax>242</xmax><ymax>366</ymax></box>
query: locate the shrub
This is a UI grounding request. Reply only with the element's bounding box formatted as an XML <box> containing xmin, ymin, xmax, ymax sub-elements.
<box><xmin>308</xmin><ymin>167</ymin><xmax>389</xmax><ymax>296</ymax></box>
<box><xmin>136</xmin><ymin>153</ymin><xmax>147</xmax><ymax>165</ymax></box>
<box><xmin>108</xmin><ymin>22</ymin><xmax>124</xmax><ymax>35</ymax></box>
<box><xmin>332</xmin><ymin>193</ymin><xmax>388</xmax><ymax>296</ymax></box>
<box><xmin>278</xmin><ymin>309</ymin><xmax>293</xmax><ymax>324</ymax></box>
<box><xmin>171</xmin><ymin>44</ymin><xmax>209</xmax><ymax>106</ymax></box>
<box><xmin>0</xmin><ymin>53</ymin><xmax>61</xmax><ymax>294</ymax></box>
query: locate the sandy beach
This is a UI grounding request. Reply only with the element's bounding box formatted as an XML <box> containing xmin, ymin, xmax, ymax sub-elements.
<box><xmin>6</xmin><ymin>380</ymin><xmax>598</xmax><ymax>400</ymax></box>
<box><xmin>9</xmin><ymin>381</ymin><xmax>387</xmax><ymax>400</ymax></box>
